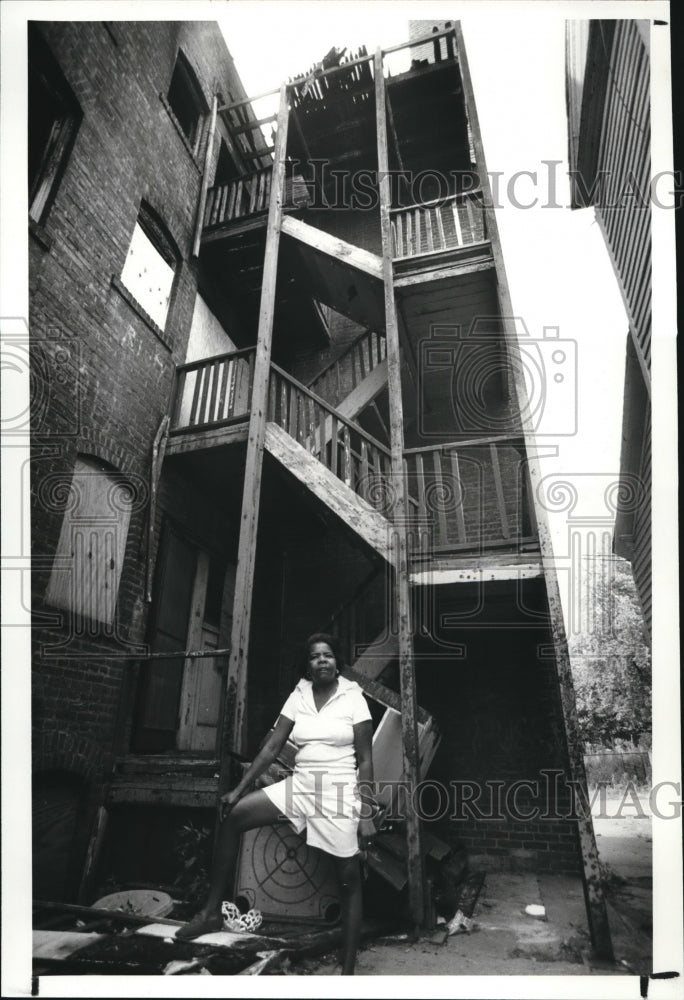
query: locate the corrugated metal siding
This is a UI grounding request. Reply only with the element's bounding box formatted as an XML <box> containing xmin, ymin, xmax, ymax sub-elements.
<box><xmin>595</xmin><ymin>19</ymin><xmax>651</xmax><ymax>378</ymax></box>
<box><xmin>631</xmin><ymin>405</ymin><xmax>651</xmax><ymax>635</ymax></box>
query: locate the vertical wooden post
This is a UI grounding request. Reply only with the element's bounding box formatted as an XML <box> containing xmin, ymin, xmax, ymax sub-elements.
<box><xmin>193</xmin><ymin>94</ymin><xmax>218</xmax><ymax>258</ymax></box>
<box><xmin>454</xmin><ymin>24</ymin><xmax>613</xmax><ymax>960</ymax></box>
<box><xmin>375</xmin><ymin>48</ymin><xmax>425</xmax><ymax>929</ymax></box>
<box><xmin>219</xmin><ymin>83</ymin><xmax>290</xmax><ymax>774</ymax></box>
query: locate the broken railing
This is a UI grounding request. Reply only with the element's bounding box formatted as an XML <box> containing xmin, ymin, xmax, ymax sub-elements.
<box><xmin>170</xmin><ymin>347</ymin><xmax>256</xmax><ymax>432</ymax></box>
<box><xmin>391</xmin><ymin>190</ymin><xmax>487</xmax><ymax>260</ymax></box>
<box><xmin>268</xmin><ymin>363</ymin><xmax>392</xmax><ymax>509</ymax></box>
<box><xmin>403</xmin><ymin>435</ymin><xmax>537</xmax><ymax>553</ymax></box>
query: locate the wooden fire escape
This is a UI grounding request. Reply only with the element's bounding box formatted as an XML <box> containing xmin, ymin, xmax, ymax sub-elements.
<box><xmin>152</xmin><ymin>25</ymin><xmax>613</xmax><ymax>956</ymax></box>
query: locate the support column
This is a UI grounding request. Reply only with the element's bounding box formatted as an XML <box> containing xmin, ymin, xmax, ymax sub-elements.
<box><xmin>454</xmin><ymin>24</ymin><xmax>613</xmax><ymax>959</ymax></box>
<box><xmin>375</xmin><ymin>48</ymin><xmax>425</xmax><ymax>929</ymax></box>
<box><xmin>219</xmin><ymin>83</ymin><xmax>290</xmax><ymax>778</ymax></box>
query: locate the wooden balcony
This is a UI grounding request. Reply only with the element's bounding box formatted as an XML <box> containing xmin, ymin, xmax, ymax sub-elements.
<box><xmin>391</xmin><ymin>191</ymin><xmax>493</xmax><ymax>283</ymax></box>
<box><xmin>202</xmin><ymin>167</ymin><xmax>311</xmax><ymax>238</ymax></box>
<box><xmin>169</xmin><ymin>347</ymin><xmax>255</xmax><ymax>437</ymax></box>
<box><xmin>403</xmin><ymin>436</ymin><xmax>537</xmax><ymax>558</ymax></box>
<box><xmin>166</xmin><ymin>351</ymin><xmax>537</xmax><ymax>563</ymax></box>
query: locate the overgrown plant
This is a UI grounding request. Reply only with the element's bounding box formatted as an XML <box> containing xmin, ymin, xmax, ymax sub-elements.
<box><xmin>172</xmin><ymin>819</ymin><xmax>214</xmax><ymax>909</ymax></box>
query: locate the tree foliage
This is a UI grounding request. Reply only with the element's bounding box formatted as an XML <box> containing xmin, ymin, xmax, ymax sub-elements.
<box><xmin>569</xmin><ymin>557</ymin><xmax>651</xmax><ymax>747</ymax></box>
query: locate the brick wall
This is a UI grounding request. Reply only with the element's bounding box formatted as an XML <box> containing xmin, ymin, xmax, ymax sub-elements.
<box><xmin>29</xmin><ymin>22</ymin><xmax>246</xmax><ymax>892</ymax></box>
<box><xmin>381</xmin><ymin>580</ymin><xmax>581</xmax><ymax>873</ymax></box>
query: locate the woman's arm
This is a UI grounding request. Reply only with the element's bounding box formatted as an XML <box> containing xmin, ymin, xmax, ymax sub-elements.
<box><xmin>222</xmin><ymin>714</ymin><xmax>294</xmax><ymax>814</ymax></box>
<box><xmin>353</xmin><ymin>719</ymin><xmax>378</xmax><ymax>828</ymax></box>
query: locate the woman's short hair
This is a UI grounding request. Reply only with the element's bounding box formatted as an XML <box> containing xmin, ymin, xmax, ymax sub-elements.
<box><xmin>304</xmin><ymin>632</ymin><xmax>341</xmax><ymax>660</ymax></box>
<box><xmin>299</xmin><ymin>632</ymin><xmax>342</xmax><ymax>675</ymax></box>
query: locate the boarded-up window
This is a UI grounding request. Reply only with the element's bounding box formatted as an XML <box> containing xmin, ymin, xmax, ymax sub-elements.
<box><xmin>45</xmin><ymin>456</ymin><xmax>132</xmax><ymax>627</ymax></box>
<box><xmin>120</xmin><ymin>206</ymin><xmax>178</xmax><ymax>330</ymax></box>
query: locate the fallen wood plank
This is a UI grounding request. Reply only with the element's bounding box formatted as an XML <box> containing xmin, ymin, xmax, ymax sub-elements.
<box><xmin>33</xmin><ymin>900</ymin><xmax>183</xmax><ymax>928</ymax></box>
<box><xmin>136</xmin><ymin>922</ymin><xmax>289</xmax><ymax>951</ymax></box>
<box><xmin>238</xmin><ymin>949</ymin><xmax>288</xmax><ymax>974</ymax></box>
<box><xmin>33</xmin><ymin>930</ymin><xmax>107</xmax><ymax>961</ymax></box>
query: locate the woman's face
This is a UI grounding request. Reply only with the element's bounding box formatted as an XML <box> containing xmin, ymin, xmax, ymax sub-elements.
<box><xmin>307</xmin><ymin>641</ymin><xmax>337</xmax><ymax>683</ymax></box>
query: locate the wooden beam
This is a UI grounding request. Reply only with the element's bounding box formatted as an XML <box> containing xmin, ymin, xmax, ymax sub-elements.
<box><xmin>231</xmin><ymin>113</ymin><xmax>277</xmax><ymax>135</ymax></box>
<box><xmin>193</xmin><ymin>94</ymin><xmax>218</xmax><ymax>257</ymax></box>
<box><xmin>454</xmin><ymin>23</ymin><xmax>613</xmax><ymax>961</ymax></box>
<box><xmin>220</xmin><ymin>83</ymin><xmax>290</xmax><ymax>768</ymax></box>
<box><xmin>335</xmin><ymin>359</ymin><xmax>388</xmax><ymax>420</ymax></box>
<box><xmin>264</xmin><ymin>423</ymin><xmax>395</xmax><ymax>564</ymax></box>
<box><xmin>165</xmin><ymin>421</ymin><xmax>249</xmax><ymax>455</ymax></box>
<box><xmin>385</xmin><ymin>86</ymin><xmax>405</xmax><ymax>173</ymax></box>
<box><xmin>281</xmin><ymin>214</ymin><xmax>384</xmax><ymax>281</ymax></box>
<box><xmin>393</xmin><ymin>254</ymin><xmax>495</xmax><ymax>287</ymax></box>
<box><xmin>145</xmin><ymin>415</ymin><xmax>169</xmax><ymax>601</ymax></box>
<box><xmin>410</xmin><ymin>564</ymin><xmax>543</xmax><ymax>585</ymax></box>
<box><xmin>375</xmin><ymin>47</ymin><xmax>425</xmax><ymax>930</ymax></box>
<box><xmin>351</xmin><ymin>630</ymin><xmax>399</xmax><ymax>680</ymax></box>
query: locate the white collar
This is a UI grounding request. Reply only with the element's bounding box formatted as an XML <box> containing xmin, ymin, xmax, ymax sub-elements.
<box><xmin>296</xmin><ymin>674</ymin><xmax>358</xmax><ymax>706</ymax></box>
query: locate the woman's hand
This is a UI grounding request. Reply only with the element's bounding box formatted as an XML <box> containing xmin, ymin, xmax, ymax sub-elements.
<box><xmin>357</xmin><ymin>816</ymin><xmax>377</xmax><ymax>855</ymax></box>
<box><xmin>219</xmin><ymin>787</ymin><xmax>242</xmax><ymax>821</ymax></box>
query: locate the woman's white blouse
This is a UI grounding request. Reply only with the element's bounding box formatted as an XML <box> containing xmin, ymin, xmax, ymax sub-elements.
<box><xmin>279</xmin><ymin>676</ymin><xmax>371</xmax><ymax>774</ymax></box>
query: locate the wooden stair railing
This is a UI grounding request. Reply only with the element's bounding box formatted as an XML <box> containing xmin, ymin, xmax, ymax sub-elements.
<box><xmin>307</xmin><ymin>327</ymin><xmax>387</xmax><ymax>409</ymax></box>
<box><xmin>268</xmin><ymin>363</ymin><xmax>392</xmax><ymax>513</ymax></box>
<box><xmin>203</xmin><ymin>167</ymin><xmax>311</xmax><ymax>229</ymax></box>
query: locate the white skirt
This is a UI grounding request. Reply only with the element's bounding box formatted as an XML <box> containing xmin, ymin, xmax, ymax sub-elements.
<box><xmin>261</xmin><ymin>768</ymin><xmax>360</xmax><ymax>858</ymax></box>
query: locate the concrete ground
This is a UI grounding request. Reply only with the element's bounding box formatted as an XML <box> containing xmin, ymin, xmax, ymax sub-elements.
<box><xmin>289</xmin><ymin>796</ymin><xmax>652</xmax><ymax>977</ymax></box>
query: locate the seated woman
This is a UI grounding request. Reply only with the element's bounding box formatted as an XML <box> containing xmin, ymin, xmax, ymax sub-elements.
<box><xmin>177</xmin><ymin>632</ymin><xmax>378</xmax><ymax>975</ymax></box>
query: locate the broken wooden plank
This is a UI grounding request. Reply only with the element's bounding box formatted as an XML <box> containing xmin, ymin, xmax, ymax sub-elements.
<box><xmin>33</xmin><ymin>930</ymin><xmax>107</xmax><ymax>961</ymax></box>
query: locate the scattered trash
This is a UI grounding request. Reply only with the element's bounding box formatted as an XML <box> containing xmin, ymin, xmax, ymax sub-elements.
<box><xmin>446</xmin><ymin>910</ymin><xmax>473</xmax><ymax>935</ymax></box>
<box><xmin>524</xmin><ymin>904</ymin><xmax>546</xmax><ymax>919</ymax></box>
<box><xmin>427</xmin><ymin>927</ymin><xmax>449</xmax><ymax>945</ymax></box>
<box><xmin>94</xmin><ymin>889</ymin><xmax>174</xmax><ymax>918</ymax></box>
<box><xmin>163</xmin><ymin>957</ymin><xmax>206</xmax><ymax>975</ymax></box>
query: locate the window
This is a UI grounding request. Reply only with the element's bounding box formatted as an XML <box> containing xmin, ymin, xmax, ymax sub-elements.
<box><xmin>45</xmin><ymin>456</ymin><xmax>133</xmax><ymax>627</ymax></box>
<box><xmin>120</xmin><ymin>203</ymin><xmax>179</xmax><ymax>330</ymax></box>
<box><xmin>28</xmin><ymin>24</ymin><xmax>82</xmax><ymax>223</ymax></box>
<box><xmin>167</xmin><ymin>50</ymin><xmax>205</xmax><ymax>152</ymax></box>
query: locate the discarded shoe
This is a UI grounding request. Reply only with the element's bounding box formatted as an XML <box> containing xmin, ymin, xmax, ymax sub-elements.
<box><xmin>175</xmin><ymin>912</ymin><xmax>223</xmax><ymax>941</ymax></box>
<box><xmin>446</xmin><ymin>909</ymin><xmax>473</xmax><ymax>935</ymax></box>
<box><xmin>221</xmin><ymin>900</ymin><xmax>263</xmax><ymax>932</ymax></box>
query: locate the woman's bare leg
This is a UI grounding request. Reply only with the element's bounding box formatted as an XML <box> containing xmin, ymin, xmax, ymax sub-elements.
<box><xmin>177</xmin><ymin>789</ymin><xmax>282</xmax><ymax>939</ymax></box>
<box><xmin>333</xmin><ymin>853</ymin><xmax>363</xmax><ymax>975</ymax></box>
